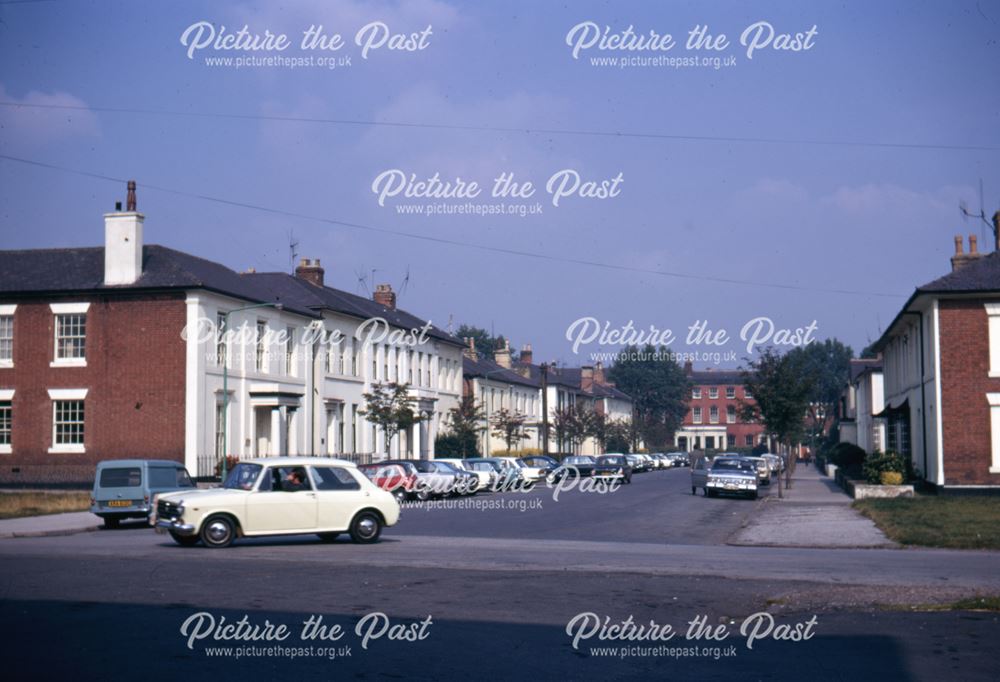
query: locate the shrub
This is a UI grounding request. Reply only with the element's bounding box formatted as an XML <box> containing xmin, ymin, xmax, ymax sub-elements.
<box><xmin>490</xmin><ymin>448</ymin><xmax>542</xmax><ymax>457</ymax></box>
<box><xmin>435</xmin><ymin>433</ymin><xmax>479</xmax><ymax>458</ymax></box>
<box><xmin>862</xmin><ymin>450</ymin><xmax>908</xmax><ymax>484</ymax></box>
<box><xmin>827</xmin><ymin>442</ymin><xmax>866</xmax><ymax>469</ymax></box>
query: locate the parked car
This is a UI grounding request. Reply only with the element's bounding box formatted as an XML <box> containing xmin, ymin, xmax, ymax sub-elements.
<box><xmin>494</xmin><ymin>456</ymin><xmax>543</xmax><ymax>482</ymax></box>
<box><xmin>741</xmin><ymin>456</ymin><xmax>771</xmax><ymax>485</ymax></box>
<box><xmin>436</xmin><ymin>458</ymin><xmax>495</xmax><ymax>491</ymax></box>
<box><xmin>761</xmin><ymin>453</ymin><xmax>785</xmax><ymax>473</ymax></box>
<box><xmin>625</xmin><ymin>454</ymin><xmax>649</xmax><ymax>473</ymax></box>
<box><xmin>561</xmin><ymin>455</ymin><xmax>597</xmax><ymax>477</ymax></box>
<box><xmin>92</xmin><ymin>459</ymin><xmax>195</xmax><ymax>529</ymax></box>
<box><xmin>691</xmin><ymin>456</ymin><xmax>758</xmax><ymax>499</ymax></box>
<box><xmin>432</xmin><ymin>460</ymin><xmax>480</xmax><ymax>494</ymax></box>
<box><xmin>518</xmin><ymin>455</ymin><xmax>561</xmax><ymax>482</ymax></box>
<box><xmin>358</xmin><ymin>462</ymin><xmax>419</xmax><ymax>502</ymax></box>
<box><xmin>593</xmin><ymin>454</ymin><xmax>632</xmax><ymax>484</ymax></box>
<box><xmin>155</xmin><ymin>457</ymin><xmax>399</xmax><ymax>547</ymax></box>
<box><xmin>461</xmin><ymin>459</ymin><xmax>503</xmax><ymax>490</ymax></box>
<box><xmin>385</xmin><ymin>459</ymin><xmax>463</xmax><ymax>499</ymax></box>
<box><xmin>666</xmin><ymin>452</ymin><xmax>690</xmax><ymax>467</ymax></box>
<box><xmin>638</xmin><ymin>454</ymin><xmax>659</xmax><ymax>470</ymax></box>
<box><xmin>465</xmin><ymin>457</ymin><xmax>524</xmax><ymax>489</ymax></box>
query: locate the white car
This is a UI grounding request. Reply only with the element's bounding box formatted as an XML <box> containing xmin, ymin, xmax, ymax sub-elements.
<box><xmin>436</xmin><ymin>458</ymin><xmax>494</xmax><ymax>491</ymax></box>
<box><xmin>154</xmin><ymin>457</ymin><xmax>400</xmax><ymax>548</ymax></box>
<box><xmin>494</xmin><ymin>456</ymin><xmax>544</xmax><ymax>482</ymax></box>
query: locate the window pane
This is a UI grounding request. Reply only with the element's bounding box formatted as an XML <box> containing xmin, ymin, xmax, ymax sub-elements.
<box><xmin>54</xmin><ymin>400</ymin><xmax>85</xmax><ymax>444</ymax></box>
<box><xmin>56</xmin><ymin>314</ymin><xmax>86</xmax><ymax>359</ymax></box>
<box><xmin>100</xmin><ymin>467</ymin><xmax>141</xmax><ymax>487</ymax></box>
<box><xmin>0</xmin><ymin>401</ymin><xmax>11</xmax><ymax>444</ymax></box>
<box><xmin>0</xmin><ymin>316</ymin><xmax>12</xmax><ymax>361</ymax></box>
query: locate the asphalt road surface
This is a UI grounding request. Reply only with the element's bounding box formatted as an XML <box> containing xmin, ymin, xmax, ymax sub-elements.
<box><xmin>1</xmin><ymin>467</ymin><xmax>998</xmax><ymax>681</ymax></box>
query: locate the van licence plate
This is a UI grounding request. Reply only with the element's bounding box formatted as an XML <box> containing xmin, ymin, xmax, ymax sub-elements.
<box><xmin>107</xmin><ymin>500</ymin><xmax>133</xmax><ymax>507</ymax></box>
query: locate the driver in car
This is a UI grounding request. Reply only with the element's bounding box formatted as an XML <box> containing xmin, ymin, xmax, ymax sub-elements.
<box><xmin>282</xmin><ymin>467</ymin><xmax>308</xmax><ymax>492</ymax></box>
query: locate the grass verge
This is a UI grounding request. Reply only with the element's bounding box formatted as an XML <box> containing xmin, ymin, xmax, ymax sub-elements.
<box><xmin>882</xmin><ymin>595</ymin><xmax>1000</xmax><ymax>612</ymax></box>
<box><xmin>853</xmin><ymin>496</ymin><xmax>1000</xmax><ymax>549</ymax></box>
<box><xmin>0</xmin><ymin>491</ymin><xmax>91</xmax><ymax>519</ymax></box>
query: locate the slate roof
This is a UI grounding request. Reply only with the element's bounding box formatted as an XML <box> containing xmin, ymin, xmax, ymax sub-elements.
<box><xmin>462</xmin><ymin>356</ymin><xmax>539</xmax><ymax>388</ymax></box>
<box><xmin>917</xmin><ymin>252</ymin><xmax>1000</xmax><ymax>293</ymax></box>
<box><xmin>0</xmin><ymin>244</ymin><xmax>462</xmax><ymax>345</ymax></box>
<box><xmin>688</xmin><ymin>370</ymin><xmax>744</xmax><ymax>385</ymax></box>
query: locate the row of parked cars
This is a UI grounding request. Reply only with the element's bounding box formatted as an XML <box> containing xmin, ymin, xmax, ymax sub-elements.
<box><xmin>87</xmin><ymin>449</ymin><xmax>713</xmax><ymax>549</ymax></box>
<box><xmin>690</xmin><ymin>452</ymin><xmax>786</xmax><ymax>500</ymax></box>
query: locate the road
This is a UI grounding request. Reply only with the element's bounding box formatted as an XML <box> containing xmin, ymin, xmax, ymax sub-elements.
<box><xmin>0</xmin><ymin>467</ymin><xmax>998</xmax><ymax>680</ymax></box>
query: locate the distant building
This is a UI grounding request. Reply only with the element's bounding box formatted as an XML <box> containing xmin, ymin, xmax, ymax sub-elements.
<box><xmin>838</xmin><ymin>359</ymin><xmax>885</xmax><ymax>454</ymax></box>
<box><xmin>0</xmin><ymin>184</ymin><xmax>464</xmax><ymax>483</ymax></box>
<box><xmin>674</xmin><ymin>363</ymin><xmax>766</xmax><ymax>452</ymax></box>
<box><xmin>873</xmin><ymin>225</ymin><xmax>1000</xmax><ymax>491</ymax></box>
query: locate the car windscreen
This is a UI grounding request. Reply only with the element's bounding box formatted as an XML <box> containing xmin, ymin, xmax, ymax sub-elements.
<box><xmin>412</xmin><ymin>460</ymin><xmax>436</xmax><ymax>473</ymax></box>
<box><xmin>711</xmin><ymin>460</ymin><xmax>751</xmax><ymax>472</ymax></box>
<box><xmin>99</xmin><ymin>467</ymin><xmax>141</xmax><ymax>488</ymax></box>
<box><xmin>224</xmin><ymin>463</ymin><xmax>263</xmax><ymax>490</ymax></box>
<box><xmin>596</xmin><ymin>457</ymin><xmax>624</xmax><ymax>465</ymax></box>
<box><xmin>565</xmin><ymin>457</ymin><xmax>594</xmax><ymax>464</ymax></box>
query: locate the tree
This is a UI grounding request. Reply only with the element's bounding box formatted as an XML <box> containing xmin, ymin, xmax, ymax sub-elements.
<box><xmin>741</xmin><ymin>349</ymin><xmax>811</xmax><ymax>494</ymax></box>
<box><xmin>456</xmin><ymin>324</ymin><xmax>512</xmax><ymax>361</ymax></box>
<box><xmin>786</xmin><ymin>339</ymin><xmax>854</xmax><ymax>455</ymax></box>
<box><xmin>608</xmin><ymin>344</ymin><xmax>690</xmax><ymax>447</ymax></box>
<box><xmin>552</xmin><ymin>404</ymin><xmax>594</xmax><ymax>454</ymax></box>
<box><xmin>490</xmin><ymin>408</ymin><xmax>528</xmax><ymax>453</ymax></box>
<box><xmin>438</xmin><ymin>395</ymin><xmax>484</xmax><ymax>458</ymax></box>
<box><xmin>589</xmin><ymin>410</ymin><xmax>610</xmax><ymax>453</ymax></box>
<box><xmin>359</xmin><ymin>382</ymin><xmax>424</xmax><ymax>455</ymax></box>
<box><xmin>604</xmin><ymin>418</ymin><xmax>632</xmax><ymax>453</ymax></box>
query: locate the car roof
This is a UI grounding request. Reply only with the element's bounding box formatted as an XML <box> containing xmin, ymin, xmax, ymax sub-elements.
<box><xmin>96</xmin><ymin>459</ymin><xmax>187</xmax><ymax>468</ymax></box>
<box><xmin>239</xmin><ymin>456</ymin><xmax>358</xmax><ymax>468</ymax></box>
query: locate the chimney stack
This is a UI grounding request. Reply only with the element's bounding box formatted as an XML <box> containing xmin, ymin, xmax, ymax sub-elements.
<box><xmin>295</xmin><ymin>258</ymin><xmax>325</xmax><ymax>287</ymax></box>
<box><xmin>594</xmin><ymin>360</ymin><xmax>606</xmax><ymax>385</ymax></box>
<box><xmin>520</xmin><ymin>344</ymin><xmax>533</xmax><ymax>365</ymax></box>
<box><xmin>104</xmin><ymin>180</ymin><xmax>144</xmax><ymax>286</ymax></box>
<box><xmin>581</xmin><ymin>365</ymin><xmax>594</xmax><ymax>391</ymax></box>
<box><xmin>683</xmin><ymin>360</ymin><xmax>693</xmax><ymax>376</ymax></box>
<box><xmin>373</xmin><ymin>283</ymin><xmax>396</xmax><ymax>310</ymax></box>
<box><xmin>463</xmin><ymin>336</ymin><xmax>478</xmax><ymax>361</ymax></box>
<box><xmin>494</xmin><ymin>339</ymin><xmax>512</xmax><ymax>368</ymax></box>
<box><xmin>951</xmin><ymin>235</ymin><xmax>983</xmax><ymax>272</ymax></box>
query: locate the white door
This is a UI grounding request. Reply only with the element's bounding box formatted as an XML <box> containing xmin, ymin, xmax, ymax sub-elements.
<box><xmin>255</xmin><ymin>407</ymin><xmax>271</xmax><ymax>456</ymax></box>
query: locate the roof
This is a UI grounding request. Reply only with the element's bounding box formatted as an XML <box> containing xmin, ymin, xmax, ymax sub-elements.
<box><xmin>688</xmin><ymin>370</ymin><xmax>744</xmax><ymax>385</ymax></box>
<box><xmin>0</xmin><ymin>244</ymin><xmax>461</xmax><ymax>345</ymax></box>
<box><xmin>463</xmin><ymin>356</ymin><xmax>539</xmax><ymax>388</ymax></box>
<box><xmin>849</xmin><ymin>358</ymin><xmax>883</xmax><ymax>382</ymax></box>
<box><xmin>241</xmin><ymin>456</ymin><xmax>358</xmax><ymax>467</ymax></box>
<box><xmin>873</xmin><ymin>252</ymin><xmax>1000</xmax><ymax>352</ymax></box>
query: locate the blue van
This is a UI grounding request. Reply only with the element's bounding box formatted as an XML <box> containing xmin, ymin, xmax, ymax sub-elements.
<box><xmin>91</xmin><ymin>459</ymin><xmax>195</xmax><ymax>528</ymax></box>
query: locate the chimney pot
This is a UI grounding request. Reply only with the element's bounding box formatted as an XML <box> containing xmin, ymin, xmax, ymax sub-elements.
<box><xmin>519</xmin><ymin>344</ymin><xmax>533</xmax><ymax>365</ymax></box>
<box><xmin>970</xmin><ymin>234</ymin><xmax>978</xmax><ymax>254</ymax></box>
<box><xmin>126</xmin><ymin>180</ymin><xmax>137</xmax><ymax>212</ymax></box>
<box><xmin>294</xmin><ymin>258</ymin><xmax>325</xmax><ymax>287</ymax></box>
<box><xmin>494</xmin><ymin>339</ymin><xmax>512</xmax><ymax>368</ymax></box>
<box><xmin>954</xmin><ymin>235</ymin><xmax>964</xmax><ymax>255</ymax></box>
<box><xmin>373</xmin><ymin>283</ymin><xmax>397</xmax><ymax>310</ymax></box>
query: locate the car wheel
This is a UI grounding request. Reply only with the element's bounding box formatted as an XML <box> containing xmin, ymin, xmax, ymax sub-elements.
<box><xmin>392</xmin><ymin>489</ymin><xmax>407</xmax><ymax>504</ymax></box>
<box><xmin>415</xmin><ymin>487</ymin><xmax>431</xmax><ymax>502</ymax></box>
<box><xmin>169</xmin><ymin>531</ymin><xmax>199</xmax><ymax>547</ymax></box>
<box><xmin>349</xmin><ymin>511</ymin><xmax>382</xmax><ymax>544</ymax></box>
<box><xmin>317</xmin><ymin>532</ymin><xmax>339</xmax><ymax>543</ymax></box>
<box><xmin>103</xmin><ymin>517</ymin><xmax>120</xmax><ymax>530</ymax></box>
<box><xmin>199</xmin><ymin>515</ymin><xmax>236</xmax><ymax>548</ymax></box>
<box><xmin>749</xmin><ymin>490</ymin><xmax>758</xmax><ymax>500</ymax></box>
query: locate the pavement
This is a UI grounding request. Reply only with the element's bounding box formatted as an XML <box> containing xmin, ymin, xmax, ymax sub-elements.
<box><xmin>0</xmin><ymin>510</ymin><xmax>100</xmax><ymax>538</ymax></box>
<box><xmin>730</xmin><ymin>463</ymin><xmax>894</xmax><ymax>548</ymax></box>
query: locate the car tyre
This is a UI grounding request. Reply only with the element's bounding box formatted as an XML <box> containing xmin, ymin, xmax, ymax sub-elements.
<box><xmin>199</xmin><ymin>514</ymin><xmax>236</xmax><ymax>548</ymax></box>
<box><xmin>349</xmin><ymin>511</ymin><xmax>382</xmax><ymax>544</ymax></box>
<box><xmin>169</xmin><ymin>531</ymin><xmax>199</xmax><ymax>547</ymax></box>
<box><xmin>392</xmin><ymin>489</ymin><xmax>407</xmax><ymax>504</ymax></box>
<box><xmin>415</xmin><ymin>487</ymin><xmax>432</xmax><ymax>502</ymax></box>
<box><xmin>317</xmin><ymin>532</ymin><xmax>339</xmax><ymax>543</ymax></box>
<box><xmin>103</xmin><ymin>516</ymin><xmax>120</xmax><ymax>530</ymax></box>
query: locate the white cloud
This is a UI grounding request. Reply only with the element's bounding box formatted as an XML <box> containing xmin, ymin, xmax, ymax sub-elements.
<box><xmin>0</xmin><ymin>84</ymin><xmax>100</xmax><ymax>143</ymax></box>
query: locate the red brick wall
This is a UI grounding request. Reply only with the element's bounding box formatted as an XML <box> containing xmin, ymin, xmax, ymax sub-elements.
<box><xmin>681</xmin><ymin>382</ymin><xmax>764</xmax><ymax>447</ymax></box>
<box><xmin>0</xmin><ymin>293</ymin><xmax>187</xmax><ymax>484</ymax></box>
<box><xmin>938</xmin><ymin>299</ymin><xmax>1000</xmax><ymax>485</ymax></box>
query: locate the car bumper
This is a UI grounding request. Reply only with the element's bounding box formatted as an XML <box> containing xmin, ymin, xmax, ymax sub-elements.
<box><xmin>155</xmin><ymin>519</ymin><xmax>197</xmax><ymax>536</ymax></box>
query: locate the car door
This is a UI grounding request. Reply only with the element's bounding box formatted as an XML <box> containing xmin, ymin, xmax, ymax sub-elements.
<box><xmin>311</xmin><ymin>466</ymin><xmax>366</xmax><ymax>531</ymax></box>
<box><xmin>245</xmin><ymin>466</ymin><xmax>319</xmax><ymax>533</ymax></box>
<box><xmin>691</xmin><ymin>456</ymin><xmax>709</xmax><ymax>490</ymax></box>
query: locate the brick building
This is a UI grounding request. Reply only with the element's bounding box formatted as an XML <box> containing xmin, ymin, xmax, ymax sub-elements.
<box><xmin>0</xmin><ymin>185</ymin><xmax>464</xmax><ymax>484</ymax></box>
<box><xmin>673</xmin><ymin>363</ymin><xmax>765</xmax><ymax>452</ymax></box>
<box><xmin>874</xmin><ymin>226</ymin><xmax>1000</xmax><ymax>491</ymax></box>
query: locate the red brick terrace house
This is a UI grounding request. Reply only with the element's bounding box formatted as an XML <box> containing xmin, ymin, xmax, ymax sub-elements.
<box><xmin>673</xmin><ymin>363</ymin><xmax>765</xmax><ymax>452</ymax></box>
<box><xmin>873</xmin><ymin>222</ymin><xmax>1000</xmax><ymax>492</ymax></box>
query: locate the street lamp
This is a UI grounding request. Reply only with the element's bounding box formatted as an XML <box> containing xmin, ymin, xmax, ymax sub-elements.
<box><xmin>221</xmin><ymin>301</ymin><xmax>283</xmax><ymax>481</ymax></box>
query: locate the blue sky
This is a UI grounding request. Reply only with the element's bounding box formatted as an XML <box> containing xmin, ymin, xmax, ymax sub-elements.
<box><xmin>1</xmin><ymin>0</ymin><xmax>998</xmax><ymax>367</ymax></box>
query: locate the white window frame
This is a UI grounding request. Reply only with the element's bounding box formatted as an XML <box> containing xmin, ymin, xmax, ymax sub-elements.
<box><xmin>726</xmin><ymin>405</ymin><xmax>736</xmax><ymax>424</ymax></box>
<box><xmin>708</xmin><ymin>387</ymin><xmax>719</xmax><ymax>399</ymax></box>
<box><xmin>47</xmin><ymin>388</ymin><xmax>87</xmax><ymax>453</ymax></box>
<box><xmin>692</xmin><ymin>406</ymin><xmax>702</xmax><ymax>424</ymax></box>
<box><xmin>988</xmin><ymin>393</ymin><xmax>1000</xmax><ymax>473</ymax></box>
<box><xmin>691</xmin><ymin>387</ymin><xmax>701</xmax><ymax>400</ymax></box>
<box><xmin>0</xmin><ymin>305</ymin><xmax>15</xmax><ymax>368</ymax></box>
<box><xmin>986</xmin><ymin>304</ymin><xmax>1000</xmax><ymax>378</ymax></box>
<box><xmin>50</xmin><ymin>303</ymin><xmax>90</xmax><ymax>367</ymax></box>
<box><xmin>0</xmin><ymin>388</ymin><xmax>13</xmax><ymax>453</ymax></box>
<box><xmin>709</xmin><ymin>405</ymin><xmax>719</xmax><ymax>424</ymax></box>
